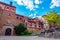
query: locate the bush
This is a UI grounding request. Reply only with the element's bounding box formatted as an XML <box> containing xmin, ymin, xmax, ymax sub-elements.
<box><xmin>14</xmin><ymin>23</ymin><xmax>31</xmax><ymax>36</ymax></box>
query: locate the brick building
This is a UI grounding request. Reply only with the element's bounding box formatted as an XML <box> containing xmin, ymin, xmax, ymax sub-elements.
<box><xmin>0</xmin><ymin>1</ymin><xmax>48</xmax><ymax>36</ymax></box>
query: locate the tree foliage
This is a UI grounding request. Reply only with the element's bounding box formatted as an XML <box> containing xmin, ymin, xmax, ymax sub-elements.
<box><xmin>14</xmin><ymin>23</ymin><xmax>30</xmax><ymax>35</ymax></box>
<box><xmin>44</xmin><ymin>10</ymin><xmax>60</xmax><ymax>25</ymax></box>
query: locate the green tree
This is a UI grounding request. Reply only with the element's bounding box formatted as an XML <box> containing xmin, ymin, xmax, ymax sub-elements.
<box><xmin>44</xmin><ymin>10</ymin><xmax>60</xmax><ymax>25</ymax></box>
<box><xmin>56</xmin><ymin>14</ymin><xmax>60</xmax><ymax>25</ymax></box>
<box><xmin>14</xmin><ymin>23</ymin><xmax>29</xmax><ymax>35</ymax></box>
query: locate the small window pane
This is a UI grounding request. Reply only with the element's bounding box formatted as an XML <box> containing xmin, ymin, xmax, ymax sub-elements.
<box><xmin>8</xmin><ymin>14</ymin><xmax>11</xmax><ymax>16</ymax></box>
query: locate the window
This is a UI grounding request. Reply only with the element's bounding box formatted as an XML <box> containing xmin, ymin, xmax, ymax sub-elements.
<box><xmin>30</xmin><ymin>23</ymin><xmax>32</xmax><ymax>26</ymax></box>
<box><xmin>39</xmin><ymin>25</ymin><xmax>41</xmax><ymax>28</ymax></box>
<box><xmin>7</xmin><ymin>14</ymin><xmax>11</xmax><ymax>16</ymax></box>
<box><xmin>12</xmin><ymin>8</ymin><xmax>15</xmax><ymax>12</ymax></box>
<box><xmin>26</xmin><ymin>23</ymin><xmax>27</xmax><ymax>26</ymax></box>
<box><xmin>12</xmin><ymin>8</ymin><xmax>15</xmax><ymax>10</ymax></box>
<box><xmin>24</xmin><ymin>20</ymin><xmax>25</xmax><ymax>22</ymax></box>
<box><xmin>16</xmin><ymin>16</ymin><xmax>19</xmax><ymax>19</ymax></box>
<box><xmin>20</xmin><ymin>17</ymin><xmax>22</xmax><ymax>19</ymax></box>
<box><xmin>6</xmin><ymin>7</ymin><xmax>9</xmax><ymax>9</ymax></box>
<box><xmin>35</xmin><ymin>24</ymin><xmax>36</xmax><ymax>27</ymax></box>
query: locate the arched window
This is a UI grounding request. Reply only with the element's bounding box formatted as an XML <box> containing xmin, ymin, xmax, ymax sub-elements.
<box><xmin>5</xmin><ymin>28</ymin><xmax>11</xmax><ymax>36</ymax></box>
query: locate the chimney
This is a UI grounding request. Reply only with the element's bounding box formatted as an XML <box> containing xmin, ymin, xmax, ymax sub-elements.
<box><xmin>10</xmin><ymin>1</ymin><xmax>13</xmax><ymax>5</ymax></box>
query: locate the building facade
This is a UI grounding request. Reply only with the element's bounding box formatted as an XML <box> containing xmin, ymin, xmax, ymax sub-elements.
<box><xmin>0</xmin><ymin>1</ymin><xmax>49</xmax><ymax>36</ymax></box>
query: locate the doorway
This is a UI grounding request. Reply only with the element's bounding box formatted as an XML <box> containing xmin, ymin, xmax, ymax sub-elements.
<box><xmin>5</xmin><ymin>28</ymin><xmax>11</xmax><ymax>36</ymax></box>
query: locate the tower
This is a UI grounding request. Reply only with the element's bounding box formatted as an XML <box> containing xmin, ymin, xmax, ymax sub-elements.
<box><xmin>0</xmin><ymin>1</ymin><xmax>16</xmax><ymax>36</ymax></box>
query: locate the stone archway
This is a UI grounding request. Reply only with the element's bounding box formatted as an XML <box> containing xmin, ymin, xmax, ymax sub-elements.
<box><xmin>5</xmin><ymin>28</ymin><xmax>11</xmax><ymax>36</ymax></box>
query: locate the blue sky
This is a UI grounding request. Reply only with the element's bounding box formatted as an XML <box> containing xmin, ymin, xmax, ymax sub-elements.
<box><xmin>0</xmin><ymin>0</ymin><xmax>60</xmax><ymax>18</ymax></box>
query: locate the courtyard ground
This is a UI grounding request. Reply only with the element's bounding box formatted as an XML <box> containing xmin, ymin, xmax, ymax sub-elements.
<box><xmin>0</xmin><ymin>36</ymin><xmax>60</xmax><ymax>40</ymax></box>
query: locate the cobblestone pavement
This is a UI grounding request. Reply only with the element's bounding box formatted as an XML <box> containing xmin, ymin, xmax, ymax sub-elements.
<box><xmin>0</xmin><ymin>36</ymin><xmax>60</xmax><ymax>40</ymax></box>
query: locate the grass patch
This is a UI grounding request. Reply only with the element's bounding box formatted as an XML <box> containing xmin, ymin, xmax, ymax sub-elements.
<box><xmin>16</xmin><ymin>33</ymin><xmax>32</xmax><ymax>36</ymax></box>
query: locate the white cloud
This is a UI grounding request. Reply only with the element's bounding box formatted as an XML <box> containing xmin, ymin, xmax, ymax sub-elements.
<box><xmin>29</xmin><ymin>13</ymin><xmax>36</xmax><ymax>18</ymax></box>
<box><xmin>14</xmin><ymin>0</ymin><xmax>23</xmax><ymax>5</ymax></box>
<box><xmin>35</xmin><ymin>5</ymin><xmax>39</xmax><ymax>8</ymax></box>
<box><xmin>33</xmin><ymin>16</ymin><xmax>42</xmax><ymax>19</ymax></box>
<box><xmin>14</xmin><ymin>0</ymin><xmax>34</xmax><ymax>10</ymax></box>
<box><xmin>39</xmin><ymin>1</ymin><xmax>43</xmax><ymax>4</ymax></box>
<box><xmin>34</xmin><ymin>0</ymin><xmax>42</xmax><ymax>4</ymax></box>
<box><xmin>37</xmin><ymin>16</ymin><xmax>42</xmax><ymax>19</ymax></box>
<box><xmin>50</xmin><ymin>0</ymin><xmax>60</xmax><ymax>8</ymax></box>
<box><xmin>32</xmin><ymin>16</ymin><xmax>37</xmax><ymax>18</ymax></box>
<box><xmin>34</xmin><ymin>13</ymin><xmax>36</xmax><ymax>16</ymax></box>
<box><xmin>35</xmin><ymin>0</ymin><xmax>40</xmax><ymax>4</ymax></box>
<box><xmin>34</xmin><ymin>13</ymin><xmax>36</xmax><ymax>17</ymax></box>
<box><xmin>29</xmin><ymin>13</ymin><xmax>42</xmax><ymax>19</ymax></box>
<box><xmin>14</xmin><ymin>0</ymin><xmax>43</xmax><ymax>10</ymax></box>
<box><xmin>32</xmin><ymin>13</ymin><xmax>42</xmax><ymax>19</ymax></box>
<box><xmin>29</xmin><ymin>14</ymin><xmax>33</xmax><ymax>17</ymax></box>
